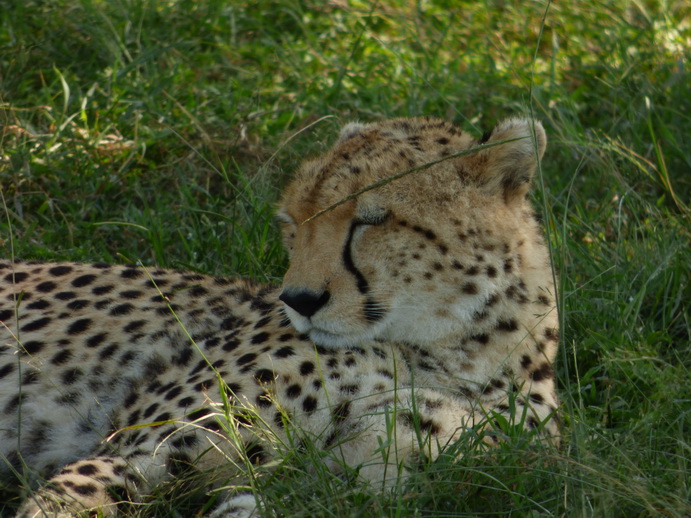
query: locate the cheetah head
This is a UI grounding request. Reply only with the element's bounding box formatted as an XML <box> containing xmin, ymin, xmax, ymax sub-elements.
<box><xmin>277</xmin><ymin>117</ymin><xmax>549</xmax><ymax>348</ymax></box>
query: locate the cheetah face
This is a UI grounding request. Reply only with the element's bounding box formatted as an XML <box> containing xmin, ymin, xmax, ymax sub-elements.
<box><xmin>278</xmin><ymin>117</ymin><xmax>546</xmax><ymax>348</ymax></box>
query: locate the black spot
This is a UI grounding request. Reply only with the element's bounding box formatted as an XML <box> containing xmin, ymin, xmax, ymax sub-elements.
<box><xmin>520</xmin><ymin>355</ymin><xmax>532</xmax><ymax>369</ymax></box>
<box><xmin>141</xmin><ymin>403</ymin><xmax>160</xmax><ymax>419</ymax></box>
<box><xmin>486</xmin><ymin>266</ymin><xmax>498</xmax><ymax>277</ymax></box>
<box><xmin>77</xmin><ymin>463</ymin><xmax>99</xmax><ymax>476</ymax></box>
<box><xmin>154</xmin><ymin>412</ymin><xmax>171</xmax><ymax>423</ymax></box>
<box><xmin>66</xmin><ymin>299</ymin><xmax>89</xmax><ymax>311</ymax></box>
<box><xmin>466</xmin><ymin>266</ymin><xmax>480</xmax><ymax>276</ymax></box>
<box><xmin>171</xmin><ymin>434</ymin><xmax>198</xmax><ymax>449</ymax></box>
<box><xmin>36</xmin><ymin>281</ymin><xmax>57</xmax><ymax>293</ymax></box>
<box><xmin>21</xmin><ymin>317</ymin><xmax>51</xmax><ymax>332</ymax></box>
<box><xmin>225</xmin><ymin>382</ymin><xmax>242</xmax><ymax>396</ymax></box>
<box><xmin>237</xmin><ymin>353</ymin><xmax>257</xmax><ymax>366</ymax></box>
<box><xmin>274</xmin><ymin>346</ymin><xmax>295</xmax><ymax>358</ymax></box>
<box><xmin>172</xmin><ymin>347</ymin><xmax>193</xmax><ymax>367</ymax></box>
<box><xmin>412</xmin><ymin>225</ymin><xmax>437</xmax><ymax>240</ymax></box>
<box><xmin>471</xmin><ymin>333</ymin><xmax>489</xmax><ymax>345</ymax></box>
<box><xmin>51</xmin><ymin>350</ymin><xmax>73</xmax><ymax>365</ymax></box>
<box><xmin>165</xmin><ymin>386</ymin><xmax>183</xmax><ymax>401</ymax></box>
<box><xmin>253</xmin><ymin>316</ymin><xmax>272</xmax><ymax>329</ymax></box>
<box><xmin>332</xmin><ymin>401</ymin><xmax>351</xmax><ymax>423</ymax></box>
<box><xmin>86</xmin><ymin>333</ymin><xmax>108</xmax><ymax>348</ymax></box>
<box><xmin>223</xmin><ymin>339</ymin><xmax>240</xmax><ymax>352</ymax></box>
<box><xmin>205</xmin><ymin>336</ymin><xmax>221</xmax><ymax>348</ymax></box>
<box><xmin>436</xmin><ymin>136</ymin><xmax>450</xmax><ymax>145</ymax></box>
<box><xmin>4</xmin><ymin>271</ymin><xmax>29</xmax><ymax>283</ymax></box>
<box><xmin>61</xmin><ymin>368</ymin><xmax>82</xmax><ymax>385</ymax></box>
<box><xmin>189</xmin><ymin>286</ymin><xmax>208</xmax><ymax>297</ymax></box>
<box><xmin>55</xmin><ymin>291</ymin><xmax>77</xmax><ymax>301</ymax></box>
<box><xmin>120</xmin><ymin>290</ymin><xmax>143</xmax><ymax>299</ymax></box>
<box><xmin>5</xmin><ymin>394</ymin><xmax>21</xmax><ymax>413</ymax></box>
<box><xmin>0</xmin><ymin>363</ymin><xmax>16</xmax><ymax>379</ymax></box>
<box><xmin>124</xmin><ymin>392</ymin><xmax>139</xmax><ymax>408</ymax></box>
<box><xmin>302</xmin><ymin>395</ymin><xmax>318</xmax><ymax>414</ymax></box>
<box><xmin>250</xmin><ymin>299</ymin><xmax>275</xmax><ymax>314</ymax></box>
<box><xmin>67</xmin><ymin>318</ymin><xmax>92</xmax><ymax>335</ymax></box>
<box><xmin>178</xmin><ymin>397</ymin><xmax>195</xmax><ymax>408</ymax></box>
<box><xmin>256</xmin><ymin>391</ymin><xmax>272</xmax><ymax>408</ymax></box>
<box><xmin>73</xmin><ymin>484</ymin><xmax>98</xmax><ymax>496</ymax></box>
<box><xmin>72</xmin><ymin>275</ymin><xmax>97</xmax><ymax>287</ymax></box>
<box><xmin>377</xmin><ymin>369</ymin><xmax>394</xmax><ymax>379</ymax></box>
<box><xmin>251</xmin><ymin>332</ymin><xmax>270</xmax><ymax>344</ymax></box>
<box><xmin>490</xmin><ymin>378</ymin><xmax>505</xmax><ymax>389</ymax></box>
<box><xmin>544</xmin><ymin>328</ymin><xmax>559</xmax><ymax>342</ymax></box>
<box><xmin>26</xmin><ymin>300</ymin><xmax>51</xmax><ymax>310</ymax></box>
<box><xmin>110</xmin><ymin>303</ymin><xmax>134</xmax><ymax>316</ymax></box>
<box><xmin>286</xmin><ymin>384</ymin><xmax>301</xmax><ymax>399</ymax></box>
<box><xmin>49</xmin><ymin>265</ymin><xmax>73</xmax><ymax>276</ymax></box>
<box><xmin>99</xmin><ymin>344</ymin><xmax>118</xmax><ymax>359</ymax></box>
<box><xmin>124</xmin><ymin>320</ymin><xmax>146</xmax><ymax>333</ymax></box>
<box><xmin>462</xmin><ymin>283</ymin><xmax>478</xmax><ymax>295</ymax></box>
<box><xmin>120</xmin><ymin>269</ymin><xmax>142</xmax><ymax>279</ymax></box>
<box><xmin>22</xmin><ymin>341</ymin><xmax>44</xmax><ymax>355</ymax></box>
<box><xmin>485</xmin><ymin>294</ymin><xmax>499</xmax><ymax>307</ymax></box>
<box><xmin>167</xmin><ymin>453</ymin><xmax>193</xmax><ymax>476</ymax></box>
<box><xmin>531</xmin><ymin>363</ymin><xmax>555</xmax><ymax>382</ymax></box>
<box><xmin>529</xmin><ymin>393</ymin><xmax>545</xmax><ymax>404</ymax></box>
<box><xmin>254</xmin><ymin>369</ymin><xmax>275</xmax><ymax>384</ymax></box>
<box><xmin>121</xmin><ymin>350</ymin><xmax>137</xmax><ymax>365</ymax></box>
<box><xmin>245</xmin><ymin>443</ymin><xmax>266</xmax><ymax>464</ymax></box>
<box><xmin>496</xmin><ymin>319</ymin><xmax>518</xmax><ymax>332</ymax></box>
<box><xmin>300</xmin><ymin>361</ymin><xmax>315</xmax><ymax>376</ymax></box>
<box><xmin>93</xmin><ymin>285</ymin><xmax>114</xmax><ymax>295</ymax></box>
<box><xmin>187</xmin><ymin>408</ymin><xmax>212</xmax><ymax>421</ymax></box>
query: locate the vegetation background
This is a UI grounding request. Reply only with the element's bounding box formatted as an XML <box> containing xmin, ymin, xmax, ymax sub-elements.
<box><xmin>1</xmin><ymin>0</ymin><xmax>688</xmax><ymax>516</ymax></box>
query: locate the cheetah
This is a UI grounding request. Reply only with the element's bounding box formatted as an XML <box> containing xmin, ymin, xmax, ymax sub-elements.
<box><xmin>0</xmin><ymin>116</ymin><xmax>559</xmax><ymax>517</ymax></box>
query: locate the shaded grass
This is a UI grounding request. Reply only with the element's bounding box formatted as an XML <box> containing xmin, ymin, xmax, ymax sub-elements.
<box><xmin>1</xmin><ymin>0</ymin><xmax>689</xmax><ymax>516</ymax></box>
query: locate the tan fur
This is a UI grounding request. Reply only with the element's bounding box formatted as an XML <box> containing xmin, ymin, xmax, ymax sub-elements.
<box><xmin>1</xmin><ymin>116</ymin><xmax>558</xmax><ymax>518</ymax></box>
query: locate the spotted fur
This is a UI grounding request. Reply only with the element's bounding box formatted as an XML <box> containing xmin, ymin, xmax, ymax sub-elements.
<box><xmin>1</xmin><ymin>116</ymin><xmax>559</xmax><ymax>517</ymax></box>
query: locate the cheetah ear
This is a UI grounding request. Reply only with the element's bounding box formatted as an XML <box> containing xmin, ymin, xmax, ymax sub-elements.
<box><xmin>337</xmin><ymin>121</ymin><xmax>370</xmax><ymax>143</ymax></box>
<box><xmin>476</xmin><ymin>118</ymin><xmax>546</xmax><ymax>203</ymax></box>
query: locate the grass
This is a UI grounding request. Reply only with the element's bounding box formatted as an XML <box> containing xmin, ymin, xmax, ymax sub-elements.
<box><xmin>1</xmin><ymin>0</ymin><xmax>689</xmax><ymax>516</ymax></box>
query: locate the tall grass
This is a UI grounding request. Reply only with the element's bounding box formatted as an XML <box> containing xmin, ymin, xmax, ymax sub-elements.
<box><xmin>1</xmin><ymin>0</ymin><xmax>689</xmax><ymax>516</ymax></box>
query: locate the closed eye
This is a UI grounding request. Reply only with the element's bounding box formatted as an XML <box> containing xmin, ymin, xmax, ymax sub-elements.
<box><xmin>274</xmin><ymin>209</ymin><xmax>296</xmax><ymax>228</ymax></box>
<box><xmin>355</xmin><ymin>208</ymin><xmax>391</xmax><ymax>226</ymax></box>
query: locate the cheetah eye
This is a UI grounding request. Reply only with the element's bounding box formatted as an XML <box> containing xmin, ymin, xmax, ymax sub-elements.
<box><xmin>355</xmin><ymin>207</ymin><xmax>391</xmax><ymax>226</ymax></box>
<box><xmin>275</xmin><ymin>210</ymin><xmax>297</xmax><ymax>249</ymax></box>
<box><xmin>275</xmin><ymin>209</ymin><xmax>295</xmax><ymax>226</ymax></box>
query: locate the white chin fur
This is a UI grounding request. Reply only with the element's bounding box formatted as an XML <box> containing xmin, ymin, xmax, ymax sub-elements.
<box><xmin>308</xmin><ymin>329</ymin><xmax>365</xmax><ymax>348</ymax></box>
<box><xmin>282</xmin><ymin>307</ymin><xmax>381</xmax><ymax>348</ymax></box>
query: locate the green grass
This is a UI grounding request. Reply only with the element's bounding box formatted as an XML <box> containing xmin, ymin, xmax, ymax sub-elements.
<box><xmin>1</xmin><ymin>0</ymin><xmax>689</xmax><ymax>516</ymax></box>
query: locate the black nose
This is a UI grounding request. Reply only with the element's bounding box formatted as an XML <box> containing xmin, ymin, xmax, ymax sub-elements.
<box><xmin>279</xmin><ymin>289</ymin><xmax>330</xmax><ymax>318</ymax></box>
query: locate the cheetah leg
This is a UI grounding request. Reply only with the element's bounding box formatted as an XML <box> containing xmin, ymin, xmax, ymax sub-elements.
<box><xmin>15</xmin><ymin>455</ymin><xmax>138</xmax><ymax>518</ymax></box>
<box><xmin>207</xmin><ymin>493</ymin><xmax>258</xmax><ymax>518</ymax></box>
<box><xmin>324</xmin><ymin>385</ymin><xmax>558</xmax><ymax>490</ymax></box>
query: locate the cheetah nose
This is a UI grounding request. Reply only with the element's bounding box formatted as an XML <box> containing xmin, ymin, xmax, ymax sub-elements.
<box><xmin>279</xmin><ymin>289</ymin><xmax>330</xmax><ymax>318</ymax></box>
